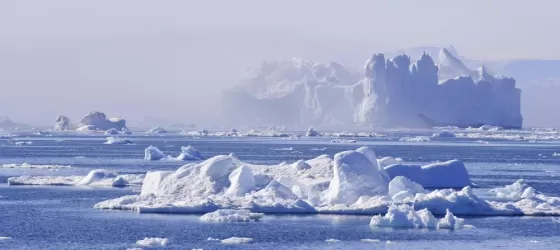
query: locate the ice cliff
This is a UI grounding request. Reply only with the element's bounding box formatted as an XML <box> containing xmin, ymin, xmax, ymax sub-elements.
<box><xmin>222</xmin><ymin>49</ymin><xmax>522</xmax><ymax>129</ymax></box>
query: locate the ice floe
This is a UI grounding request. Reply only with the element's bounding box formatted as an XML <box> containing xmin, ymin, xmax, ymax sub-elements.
<box><xmin>221</xmin><ymin>237</ymin><xmax>253</xmax><ymax>244</ymax></box>
<box><xmin>370</xmin><ymin>204</ymin><xmax>471</xmax><ymax>229</ymax></box>
<box><xmin>0</xmin><ymin>236</ymin><xmax>12</xmax><ymax>241</ymax></box>
<box><xmin>93</xmin><ymin>147</ymin><xmax>560</xmax><ymax>217</ymax></box>
<box><xmin>135</xmin><ymin>237</ymin><xmax>169</xmax><ymax>247</ymax></box>
<box><xmin>8</xmin><ymin>169</ymin><xmax>144</xmax><ymax>187</ymax></box>
<box><xmin>104</xmin><ymin>137</ymin><xmax>133</xmax><ymax>145</ymax></box>
<box><xmin>0</xmin><ymin>163</ymin><xmax>70</xmax><ymax>169</ymax></box>
<box><xmin>200</xmin><ymin>209</ymin><xmax>263</xmax><ymax>222</ymax></box>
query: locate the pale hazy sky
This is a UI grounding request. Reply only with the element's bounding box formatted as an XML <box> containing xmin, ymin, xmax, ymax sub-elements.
<box><xmin>0</xmin><ymin>0</ymin><xmax>558</xmax><ymax>126</ymax></box>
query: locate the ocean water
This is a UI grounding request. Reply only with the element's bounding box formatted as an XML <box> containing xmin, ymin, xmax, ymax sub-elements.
<box><xmin>1</xmin><ymin>133</ymin><xmax>560</xmax><ymax>249</ymax></box>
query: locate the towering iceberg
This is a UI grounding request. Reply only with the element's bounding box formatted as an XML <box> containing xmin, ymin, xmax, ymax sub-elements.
<box><xmin>53</xmin><ymin>115</ymin><xmax>73</xmax><ymax>131</ymax></box>
<box><xmin>222</xmin><ymin>48</ymin><xmax>523</xmax><ymax>129</ymax></box>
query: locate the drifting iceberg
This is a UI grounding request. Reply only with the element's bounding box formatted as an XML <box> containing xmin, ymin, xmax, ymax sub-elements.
<box><xmin>77</xmin><ymin>111</ymin><xmax>127</xmax><ymax>131</ymax></box>
<box><xmin>104</xmin><ymin>137</ymin><xmax>133</xmax><ymax>145</ymax></box>
<box><xmin>222</xmin><ymin>48</ymin><xmax>522</xmax><ymax>129</ymax></box>
<box><xmin>144</xmin><ymin>146</ymin><xmax>165</xmax><ymax>161</ymax></box>
<box><xmin>200</xmin><ymin>209</ymin><xmax>263</xmax><ymax>222</ymax></box>
<box><xmin>176</xmin><ymin>145</ymin><xmax>203</xmax><ymax>160</ymax></box>
<box><xmin>305</xmin><ymin>127</ymin><xmax>319</xmax><ymax>137</ymax></box>
<box><xmin>147</xmin><ymin>126</ymin><xmax>167</xmax><ymax>134</ymax></box>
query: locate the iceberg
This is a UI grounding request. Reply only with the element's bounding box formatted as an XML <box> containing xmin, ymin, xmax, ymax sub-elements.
<box><xmin>53</xmin><ymin>115</ymin><xmax>73</xmax><ymax>131</ymax></box>
<box><xmin>305</xmin><ymin>127</ymin><xmax>319</xmax><ymax>137</ymax></box>
<box><xmin>384</xmin><ymin>160</ymin><xmax>471</xmax><ymax>188</ymax></box>
<box><xmin>144</xmin><ymin>146</ymin><xmax>165</xmax><ymax>161</ymax></box>
<box><xmin>147</xmin><ymin>126</ymin><xmax>167</xmax><ymax>134</ymax></box>
<box><xmin>222</xmin><ymin>48</ymin><xmax>522</xmax><ymax>129</ymax></box>
<box><xmin>176</xmin><ymin>145</ymin><xmax>203</xmax><ymax>160</ymax></box>
<box><xmin>77</xmin><ymin>111</ymin><xmax>127</xmax><ymax>131</ymax></box>
<box><xmin>200</xmin><ymin>209</ymin><xmax>263</xmax><ymax>222</ymax></box>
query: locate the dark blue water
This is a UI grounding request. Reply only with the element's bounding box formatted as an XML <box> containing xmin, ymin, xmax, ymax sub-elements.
<box><xmin>1</xmin><ymin>134</ymin><xmax>560</xmax><ymax>249</ymax></box>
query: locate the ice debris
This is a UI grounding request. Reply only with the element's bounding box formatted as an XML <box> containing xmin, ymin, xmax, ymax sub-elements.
<box><xmin>370</xmin><ymin>204</ymin><xmax>469</xmax><ymax>230</ymax></box>
<box><xmin>104</xmin><ymin>137</ymin><xmax>133</xmax><ymax>145</ymax></box>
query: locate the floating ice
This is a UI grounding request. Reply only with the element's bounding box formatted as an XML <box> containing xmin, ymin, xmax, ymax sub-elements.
<box><xmin>0</xmin><ymin>236</ymin><xmax>12</xmax><ymax>241</ymax></box>
<box><xmin>432</xmin><ymin>131</ymin><xmax>456</xmax><ymax>138</ymax></box>
<box><xmin>360</xmin><ymin>239</ymin><xmax>381</xmax><ymax>243</ymax></box>
<box><xmin>221</xmin><ymin>237</ymin><xmax>253</xmax><ymax>244</ymax></box>
<box><xmin>136</xmin><ymin>237</ymin><xmax>169</xmax><ymax>247</ymax></box>
<box><xmin>370</xmin><ymin>204</ymin><xmax>469</xmax><ymax>229</ymax></box>
<box><xmin>388</xmin><ymin>176</ymin><xmax>424</xmax><ymax>199</ymax></box>
<box><xmin>378</xmin><ymin>157</ymin><xmax>403</xmax><ymax>168</ymax></box>
<box><xmin>14</xmin><ymin>141</ymin><xmax>32</xmax><ymax>146</ymax></box>
<box><xmin>104</xmin><ymin>137</ymin><xmax>133</xmax><ymax>145</ymax></box>
<box><xmin>0</xmin><ymin>163</ymin><xmax>70</xmax><ymax>169</ymax></box>
<box><xmin>144</xmin><ymin>146</ymin><xmax>165</xmax><ymax>161</ymax></box>
<box><xmin>200</xmin><ymin>209</ymin><xmax>263</xmax><ymax>222</ymax></box>
<box><xmin>325</xmin><ymin>239</ymin><xmax>340</xmax><ymax>243</ymax></box>
<box><xmin>399</xmin><ymin>136</ymin><xmax>431</xmax><ymax>142</ymax></box>
<box><xmin>176</xmin><ymin>145</ymin><xmax>203</xmax><ymax>160</ymax></box>
<box><xmin>385</xmin><ymin>160</ymin><xmax>471</xmax><ymax>188</ymax></box>
<box><xmin>8</xmin><ymin>169</ymin><xmax>144</xmax><ymax>187</ymax></box>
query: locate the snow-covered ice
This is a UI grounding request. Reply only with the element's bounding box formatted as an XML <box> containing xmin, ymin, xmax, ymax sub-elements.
<box><xmin>135</xmin><ymin>237</ymin><xmax>169</xmax><ymax>247</ymax></box>
<box><xmin>200</xmin><ymin>209</ymin><xmax>263</xmax><ymax>222</ymax></box>
<box><xmin>93</xmin><ymin>146</ymin><xmax>560</xmax><ymax>217</ymax></box>
<box><xmin>78</xmin><ymin>111</ymin><xmax>127</xmax><ymax>132</ymax></box>
<box><xmin>221</xmin><ymin>237</ymin><xmax>253</xmax><ymax>244</ymax></box>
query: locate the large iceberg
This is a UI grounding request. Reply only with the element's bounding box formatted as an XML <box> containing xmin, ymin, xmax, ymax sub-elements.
<box><xmin>94</xmin><ymin>147</ymin><xmax>560</xmax><ymax>217</ymax></box>
<box><xmin>77</xmin><ymin>111</ymin><xmax>127</xmax><ymax>131</ymax></box>
<box><xmin>53</xmin><ymin>115</ymin><xmax>73</xmax><ymax>131</ymax></box>
<box><xmin>222</xmin><ymin>48</ymin><xmax>522</xmax><ymax>129</ymax></box>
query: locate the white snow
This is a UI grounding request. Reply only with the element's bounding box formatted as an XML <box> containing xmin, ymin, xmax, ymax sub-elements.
<box><xmin>144</xmin><ymin>146</ymin><xmax>165</xmax><ymax>161</ymax></box>
<box><xmin>378</xmin><ymin>157</ymin><xmax>403</xmax><ymax>168</ymax></box>
<box><xmin>221</xmin><ymin>237</ymin><xmax>253</xmax><ymax>244</ymax></box>
<box><xmin>8</xmin><ymin>169</ymin><xmax>144</xmax><ymax>187</ymax></box>
<box><xmin>370</xmin><ymin>204</ymin><xmax>469</xmax><ymax>229</ymax></box>
<box><xmin>384</xmin><ymin>160</ymin><xmax>471</xmax><ymax>188</ymax></box>
<box><xmin>135</xmin><ymin>237</ymin><xmax>169</xmax><ymax>247</ymax></box>
<box><xmin>104</xmin><ymin>137</ymin><xmax>133</xmax><ymax>145</ymax></box>
<box><xmin>388</xmin><ymin>176</ymin><xmax>425</xmax><ymax>199</ymax></box>
<box><xmin>200</xmin><ymin>209</ymin><xmax>263</xmax><ymax>222</ymax></box>
<box><xmin>176</xmin><ymin>145</ymin><xmax>203</xmax><ymax>160</ymax></box>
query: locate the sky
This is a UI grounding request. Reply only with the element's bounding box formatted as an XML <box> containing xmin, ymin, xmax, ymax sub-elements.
<box><xmin>0</xmin><ymin>0</ymin><xmax>558</xmax><ymax>126</ymax></box>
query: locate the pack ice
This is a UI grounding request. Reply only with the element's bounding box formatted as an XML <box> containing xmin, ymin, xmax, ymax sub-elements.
<box><xmin>94</xmin><ymin>147</ymin><xmax>560</xmax><ymax>217</ymax></box>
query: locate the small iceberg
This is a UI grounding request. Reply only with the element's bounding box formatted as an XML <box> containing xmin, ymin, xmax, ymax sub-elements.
<box><xmin>306</xmin><ymin>126</ymin><xmax>319</xmax><ymax>137</ymax></box>
<box><xmin>147</xmin><ymin>126</ymin><xmax>167</xmax><ymax>134</ymax></box>
<box><xmin>370</xmin><ymin>204</ymin><xmax>470</xmax><ymax>230</ymax></box>
<box><xmin>200</xmin><ymin>209</ymin><xmax>263</xmax><ymax>222</ymax></box>
<box><xmin>144</xmin><ymin>146</ymin><xmax>165</xmax><ymax>161</ymax></box>
<box><xmin>176</xmin><ymin>145</ymin><xmax>203</xmax><ymax>160</ymax></box>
